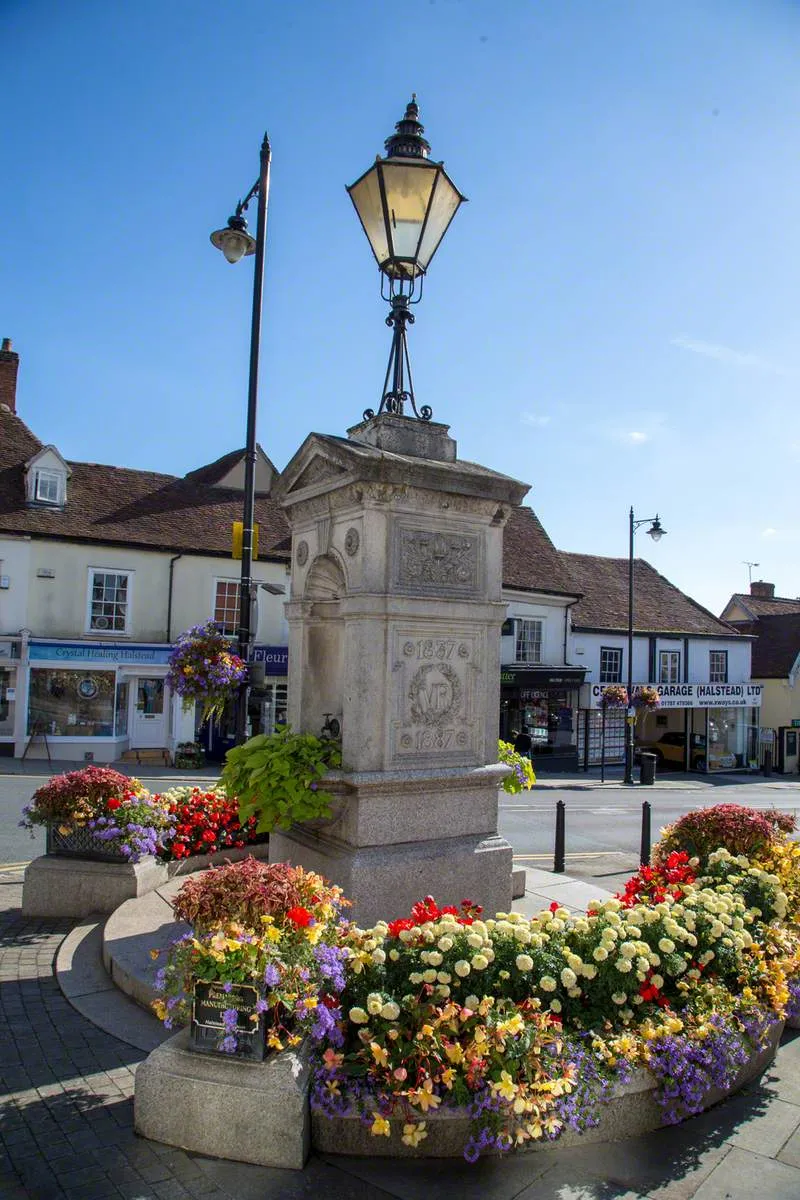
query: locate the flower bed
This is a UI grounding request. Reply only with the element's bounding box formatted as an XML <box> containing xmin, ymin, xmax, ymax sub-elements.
<box><xmin>151</xmin><ymin>803</ymin><xmax>800</xmax><ymax>1162</ymax></box>
<box><xmin>21</xmin><ymin>767</ymin><xmax>263</xmax><ymax>865</ymax></box>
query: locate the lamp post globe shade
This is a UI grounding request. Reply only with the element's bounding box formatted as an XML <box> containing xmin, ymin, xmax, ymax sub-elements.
<box><xmin>647</xmin><ymin>517</ymin><xmax>666</xmax><ymax>541</ymax></box>
<box><xmin>210</xmin><ymin>220</ymin><xmax>257</xmax><ymax>264</ymax></box>
<box><xmin>347</xmin><ymin>97</ymin><xmax>466</xmax><ymax>281</ymax></box>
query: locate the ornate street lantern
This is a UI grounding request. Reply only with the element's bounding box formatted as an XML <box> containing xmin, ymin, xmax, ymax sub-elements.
<box><xmin>347</xmin><ymin>96</ymin><xmax>466</xmax><ymax>421</ymax></box>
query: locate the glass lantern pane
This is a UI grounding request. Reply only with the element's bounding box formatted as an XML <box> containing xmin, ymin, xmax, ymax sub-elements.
<box><xmin>348</xmin><ymin>165</ymin><xmax>390</xmax><ymax>268</ymax></box>
<box><xmin>417</xmin><ymin>169</ymin><xmax>464</xmax><ymax>271</ymax></box>
<box><xmin>379</xmin><ymin>159</ymin><xmax>437</xmax><ymax>265</ymax></box>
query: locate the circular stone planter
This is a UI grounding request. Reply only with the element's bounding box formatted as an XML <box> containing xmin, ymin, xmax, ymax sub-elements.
<box><xmin>311</xmin><ymin>1018</ymin><xmax>785</xmax><ymax>1158</ymax></box>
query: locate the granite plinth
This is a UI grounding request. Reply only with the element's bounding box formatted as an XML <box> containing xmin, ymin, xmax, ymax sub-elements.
<box><xmin>134</xmin><ymin>1027</ymin><xmax>310</xmax><ymax>1169</ymax></box>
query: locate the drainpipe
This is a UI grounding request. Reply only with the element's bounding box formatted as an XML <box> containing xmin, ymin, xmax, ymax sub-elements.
<box><xmin>563</xmin><ymin>599</ymin><xmax>579</xmax><ymax>663</ymax></box>
<box><xmin>166</xmin><ymin>555</ymin><xmax>183</xmax><ymax>643</ymax></box>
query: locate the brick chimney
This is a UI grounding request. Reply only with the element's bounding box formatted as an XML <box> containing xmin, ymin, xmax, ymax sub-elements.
<box><xmin>0</xmin><ymin>337</ymin><xmax>19</xmax><ymax>414</ymax></box>
<box><xmin>751</xmin><ymin>580</ymin><xmax>775</xmax><ymax>599</ymax></box>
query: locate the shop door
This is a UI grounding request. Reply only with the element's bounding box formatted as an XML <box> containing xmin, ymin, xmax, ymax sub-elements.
<box><xmin>782</xmin><ymin>729</ymin><xmax>799</xmax><ymax>774</ymax></box>
<box><xmin>132</xmin><ymin>677</ymin><xmax>166</xmax><ymax>747</ymax></box>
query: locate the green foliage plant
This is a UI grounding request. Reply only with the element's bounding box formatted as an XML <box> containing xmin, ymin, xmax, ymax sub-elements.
<box><xmin>497</xmin><ymin>740</ymin><xmax>536</xmax><ymax>793</ymax></box>
<box><xmin>221</xmin><ymin>726</ymin><xmax>342</xmax><ymax>835</ymax></box>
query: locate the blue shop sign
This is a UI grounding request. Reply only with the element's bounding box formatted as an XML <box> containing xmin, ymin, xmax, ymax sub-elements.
<box><xmin>251</xmin><ymin>645</ymin><xmax>288</xmax><ymax>674</ymax></box>
<box><xmin>29</xmin><ymin>641</ymin><xmax>173</xmax><ymax>665</ymax></box>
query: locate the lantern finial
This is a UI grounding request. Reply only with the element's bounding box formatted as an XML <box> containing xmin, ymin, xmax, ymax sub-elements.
<box><xmin>384</xmin><ymin>96</ymin><xmax>430</xmax><ymax>159</ymax></box>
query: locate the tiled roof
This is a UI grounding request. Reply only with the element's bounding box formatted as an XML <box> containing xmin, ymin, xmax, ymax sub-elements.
<box><xmin>0</xmin><ymin>410</ymin><xmax>291</xmax><ymax>560</ymax></box>
<box><xmin>501</xmin><ymin>507</ymin><xmax>581</xmax><ymax>596</ymax></box>
<box><xmin>724</xmin><ymin>592</ymin><xmax>800</xmax><ymax>619</ymax></box>
<box><xmin>750</xmin><ymin>613</ymin><xmax>800</xmax><ymax>678</ymax></box>
<box><xmin>561</xmin><ymin>551</ymin><xmax>741</xmax><ymax>637</ymax></box>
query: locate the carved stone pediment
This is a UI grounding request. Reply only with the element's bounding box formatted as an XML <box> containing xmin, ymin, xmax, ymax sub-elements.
<box><xmin>286</xmin><ymin>454</ymin><xmax>349</xmax><ymax>494</ymax></box>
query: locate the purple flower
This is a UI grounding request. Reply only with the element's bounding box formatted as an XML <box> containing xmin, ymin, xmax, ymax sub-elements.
<box><xmin>223</xmin><ymin>981</ymin><xmax>233</xmax><ymax>994</ymax></box>
<box><xmin>264</xmin><ymin>964</ymin><xmax>281</xmax><ymax>988</ymax></box>
<box><xmin>220</xmin><ymin>1035</ymin><xmax>237</xmax><ymax>1054</ymax></box>
<box><xmin>222</xmin><ymin>1008</ymin><xmax>239</xmax><ymax>1033</ymax></box>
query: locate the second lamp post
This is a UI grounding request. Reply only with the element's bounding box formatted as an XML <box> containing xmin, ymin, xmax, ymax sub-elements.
<box><xmin>625</xmin><ymin>508</ymin><xmax>666</xmax><ymax>785</ymax></box>
<box><xmin>210</xmin><ymin>133</ymin><xmax>271</xmax><ymax>744</ymax></box>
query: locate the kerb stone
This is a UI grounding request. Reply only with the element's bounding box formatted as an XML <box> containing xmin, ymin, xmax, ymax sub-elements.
<box><xmin>134</xmin><ymin>1027</ymin><xmax>310</xmax><ymax>1169</ymax></box>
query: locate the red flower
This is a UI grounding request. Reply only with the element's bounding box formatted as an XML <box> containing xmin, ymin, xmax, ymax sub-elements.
<box><xmin>286</xmin><ymin>906</ymin><xmax>313</xmax><ymax>927</ymax></box>
<box><xmin>549</xmin><ymin>901</ymin><xmax>560</xmax><ymax>913</ymax></box>
<box><xmin>106</xmin><ymin>797</ymin><xmax>122</xmax><ymax>811</ymax></box>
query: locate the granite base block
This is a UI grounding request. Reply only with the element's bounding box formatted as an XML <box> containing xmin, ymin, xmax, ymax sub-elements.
<box><xmin>134</xmin><ymin>1027</ymin><xmax>310</xmax><ymax>1169</ymax></box>
<box><xmin>21</xmin><ymin>853</ymin><xmax>168</xmax><ymax>918</ymax></box>
<box><xmin>269</xmin><ymin>827</ymin><xmax>513</xmax><ymax>927</ymax></box>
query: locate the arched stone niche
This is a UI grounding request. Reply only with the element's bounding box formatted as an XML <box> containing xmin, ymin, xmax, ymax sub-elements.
<box><xmin>302</xmin><ymin>554</ymin><xmax>345</xmax><ymax>738</ymax></box>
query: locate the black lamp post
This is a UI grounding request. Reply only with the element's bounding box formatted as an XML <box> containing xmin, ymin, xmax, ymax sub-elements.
<box><xmin>210</xmin><ymin>133</ymin><xmax>271</xmax><ymax>744</ymax></box>
<box><xmin>347</xmin><ymin>96</ymin><xmax>466</xmax><ymax>422</ymax></box>
<box><xmin>624</xmin><ymin>509</ymin><xmax>666</xmax><ymax>785</ymax></box>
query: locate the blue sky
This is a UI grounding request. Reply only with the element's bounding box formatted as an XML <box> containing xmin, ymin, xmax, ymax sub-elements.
<box><xmin>2</xmin><ymin>0</ymin><xmax>798</xmax><ymax>615</ymax></box>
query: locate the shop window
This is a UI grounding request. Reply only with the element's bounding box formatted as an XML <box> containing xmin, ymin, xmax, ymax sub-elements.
<box><xmin>27</xmin><ymin>669</ymin><xmax>117</xmax><ymax>737</ymax></box>
<box><xmin>709</xmin><ymin>650</ymin><xmax>728</xmax><ymax>684</ymax></box>
<box><xmin>87</xmin><ymin>570</ymin><xmax>131</xmax><ymax>633</ymax></box>
<box><xmin>115</xmin><ymin>680</ymin><xmax>129</xmax><ymax>736</ymax></box>
<box><xmin>214</xmin><ymin>580</ymin><xmax>241</xmax><ymax>636</ymax></box>
<box><xmin>0</xmin><ymin>667</ymin><xmax>15</xmax><ymax>735</ymax></box>
<box><xmin>599</xmin><ymin>647</ymin><xmax>623</xmax><ymax>683</ymax></box>
<box><xmin>659</xmin><ymin>651</ymin><xmax>680</xmax><ymax>684</ymax></box>
<box><xmin>514</xmin><ymin>619</ymin><xmax>543</xmax><ymax>664</ymax></box>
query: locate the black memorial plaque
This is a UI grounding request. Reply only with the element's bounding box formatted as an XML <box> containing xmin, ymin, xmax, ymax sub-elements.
<box><xmin>190</xmin><ymin>980</ymin><xmax>266</xmax><ymax>1061</ymax></box>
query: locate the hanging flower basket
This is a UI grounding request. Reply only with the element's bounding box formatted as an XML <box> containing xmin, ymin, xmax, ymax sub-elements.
<box><xmin>600</xmin><ymin>685</ymin><xmax>628</xmax><ymax>708</ymax></box>
<box><xmin>166</xmin><ymin>621</ymin><xmax>247</xmax><ymax>726</ymax></box>
<box><xmin>635</xmin><ymin>686</ymin><xmax>660</xmax><ymax>710</ymax></box>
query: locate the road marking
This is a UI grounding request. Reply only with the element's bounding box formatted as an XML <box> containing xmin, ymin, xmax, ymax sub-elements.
<box><xmin>514</xmin><ymin>852</ymin><xmax>628</xmax><ymax>861</ymax></box>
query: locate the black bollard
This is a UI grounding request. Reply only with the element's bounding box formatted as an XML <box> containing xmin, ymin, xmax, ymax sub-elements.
<box><xmin>640</xmin><ymin>800</ymin><xmax>652</xmax><ymax>867</ymax></box>
<box><xmin>554</xmin><ymin>799</ymin><xmax>566</xmax><ymax>874</ymax></box>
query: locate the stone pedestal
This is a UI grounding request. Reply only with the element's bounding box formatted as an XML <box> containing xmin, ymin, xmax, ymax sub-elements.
<box><xmin>21</xmin><ymin>854</ymin><xmax>167</xmax><ymax>918</ymax></box>
<box><xmin>134</xmin><ymin>1028</ymin><xmax>310</xmax><ymax>1169</ymax></box>
<box><xmin>273</xmin><ymin>414</ymin><xmax>529</xmax><ymax>922</ymax></box>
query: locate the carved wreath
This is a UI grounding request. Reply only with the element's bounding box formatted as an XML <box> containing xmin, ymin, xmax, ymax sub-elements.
<box><xmin>407</xmin><ymin>662</ymin><xmax>463</xmax><ymax>728</ymax></box>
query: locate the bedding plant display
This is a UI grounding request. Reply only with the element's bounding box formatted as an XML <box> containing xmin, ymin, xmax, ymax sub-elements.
<box><xmin>20</xmin><ymin>767</ymin><xmax>263</xmax><ymax>865</ymax></box>
<box><xmin>497</xmin><ymin>740</ymin><xmax>536</xmax><ymax>793</ymax></box>
<box><xmin>152</xmin><ymin>859</ymin><xmax>349</xmax><ymax>1054</ymax></box>
<box><xmin>151</xmin><ymin>802</ymin><xmax>800</xmax><ymax>1161</ymax></box>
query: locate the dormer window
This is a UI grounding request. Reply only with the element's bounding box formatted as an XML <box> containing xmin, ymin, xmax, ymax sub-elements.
<box><xmin>34</xmin><ymin>469</ymin><xmax>64</xmax><ymax>505</ymax></box>
<box><xmin>24</xmin><ymin>445</ymin><xmax>70</xmax><ymax>508</ymax></box>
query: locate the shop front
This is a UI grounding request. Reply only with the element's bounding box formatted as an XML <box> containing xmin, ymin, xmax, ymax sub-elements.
<box><xmin>0</xmin><ymin>639</ymin><xmax>20</xmax><ymax>758</ymax></box>
<box><xmin>500</xmin><ymin>667</ymin><xmax>586</xmax><ymax>772</ymax></box>
<box><xmin>198</xmin><ymin>644</ymin><xmax>288</xmax><ymax>762</ymax></box>
<box><xmin>25</xmin><ymin>640</ymin><xmax>173</xmax><ymax>762</ymax></box>
<box><xmin>582</xmin><ymin>682</ymin><xmax>763</xmax><ymax>772</ymax></box>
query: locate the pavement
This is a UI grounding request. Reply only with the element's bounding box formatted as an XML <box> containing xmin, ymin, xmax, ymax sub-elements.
<box><xmin>4</xmin><ymin>861</ymin><xmax>800</xmax><ymax>1198</ymax></box>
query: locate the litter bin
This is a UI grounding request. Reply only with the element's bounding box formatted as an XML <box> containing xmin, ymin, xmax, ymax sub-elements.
<box><xmin>639</xmin><ymin>752</ymin><xmax>657</xmax><ymax>786</ymax></box>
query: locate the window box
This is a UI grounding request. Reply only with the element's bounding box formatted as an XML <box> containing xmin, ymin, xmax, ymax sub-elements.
<box><xmin>45</xmin><ymin>823</ymin><xmax>129</xmax><ymax>863</ymax></box>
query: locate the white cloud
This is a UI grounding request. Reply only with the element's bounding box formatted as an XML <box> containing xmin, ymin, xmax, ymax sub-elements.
<box><xmin>761</xmin><ymin>527</ymin><xmax>778</xmax><ymax>538</ymax></box>
<box><xmin>521</xmin><ymin>413</ymin><xmax>551</xmax><ymax>427</ymax></box>
<box><xmin>671</xmin><ymin>334</ymin><xmax>788</xmax><ymax>376</ymax></box>
<box><xmin>627</xmin><ymin>431</ymin><xmax>649</xmax><ymax>444</ymax></box>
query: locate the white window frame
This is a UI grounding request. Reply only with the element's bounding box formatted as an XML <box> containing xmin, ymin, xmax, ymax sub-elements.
<box><xmin>658</xmin><ymin>650</ymin><xmax>680</xmax><ymax>684</ymax></box>
<box><xmin>599</xmin><ymin>646</ymin><xmax>623</xmax><ymax>684</ymax></box>
<box><xmin>212</xmin><ymin>578</ymin><xmax>241</xmax><ymax>638</ymax></box>
<box><xmin>34</xmin><ymin>469</ymin><xmax>64</xmax><ymax>505</ymax></box>
<box><xmin>514</xmin><ymin>618</ymin><xmax>543</xmax><ymax>665</ymax></box>
<box><xmin>709</xmin><ymin>650</ymin><xmax>728</xmax><ymax>684</ymax></box>
<box><xmin>86</xmin><ymin>568</ymin><xmax>133</xmax><ymax>635</ymax></box>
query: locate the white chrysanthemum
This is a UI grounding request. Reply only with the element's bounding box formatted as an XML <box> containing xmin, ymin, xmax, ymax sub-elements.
<box><xmin>560</xmin><ymin>967</ymin><xmax>578</xmax><ymax>988</ymax></box>
<box><xmin>592</xmin><ymin>946</ymin><xmax>609</xmax><ymax>962</ymax></box>
<box><xmin>437</xmin><ymin>971</ymin><xmax>451</xmax><ymax>984</ymax></box>
<box><xmin>389</xmin><ymin>948</ymin><xmax>400</xmax><ymax>962</ymax></box>
<box><xmin>349</xmin><ymin>1007</ymin><xmax>368</xmax><ymax>1023</ymax></box>
<box><xmin>611</xmin><ymin>992</ymin><xmax>627</xmax><ymax>1005</ymax></box>
<box><xmin>515</xmin><ymin>954</ymin><xmax>534</xmax><ymax>972</ymax></box>
<box><xmin>539</xmin><ymin>975</ymin><xmax>557</xmax><ymax>992</ymax></box>
<box><xmin>438</xmin><ymin>936</ymin><xmax>454</xmax><ymax>952</ymax></box>
<box><xmin>464</xmin><ymin>994</ymin><xmax>480</xmax><ymax>1009</ymax></box>
<box><xmin>371</xmin><ymin>949</ymin><xmax>386</xmax><ymax>965</ymax></box>
<box><xmin>367</xmin><ymin>993</ymin><xmax>384</xmax><ymax>1015</ymax></box>
<box><xmin>381</xmin><ymin>1001</ymin><xmax>400</xmax><ymax>1020</ymax></box>
<box><xmin>472</xmin><ymin>954</ymin><xmax>489</xmax><ymax>971</ymax></box>
<box><xmin>616</xmin><ymin>959</ymin><xmax>633</xmax><ymax>974</ymax></box>
<box><xmin>426</xmin><ymin>951</ymin><xmax>443</xmax><ymax>967</ymax></box>
<box><xmin>549</xmin><ymin>999</ymin><xmax>562</xmax><ymax>1013</ymax></box>
<box><xmin>619</xmin><ymin>942</ymin><xmax>637</xmax><ymax>960</ymax></box>
<box><xmin>658</xmin><ymin>938</ymin><xmax>676</xmax><ymax>954</ymax></box>
<box><xmin>454</xmin><ymin>960</ymin><xmax>471</xmax><ymax>977</ymax></box>
<box><xmin>422</xmin><ymin>969</ymin><xmax>437</xmax><ymax>984</ymax></box>
<box><xmin>467</xmin><ymin>933</ymin><xmax>483</xmax><ymax>949</ymax></box>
